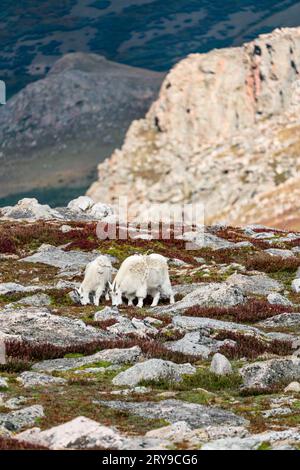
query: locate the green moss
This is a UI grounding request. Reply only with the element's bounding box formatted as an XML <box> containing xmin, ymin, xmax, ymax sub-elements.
<box><xmin>64</xmin><ymin>353</ymin><xmax>84</xmax><ymax>359</ymax></box>
<box><xmin>78</xmin><ymin>360</ymin><xmax>112</xmax><ymax>369</ymax></box>
<box><xmin>257</xmin><ymin>441</ymin><xmax>272</xmax><ymax>450</ymax></box>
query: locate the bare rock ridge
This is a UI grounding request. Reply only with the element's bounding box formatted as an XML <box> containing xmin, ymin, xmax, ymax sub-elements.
<box><xmin>88</xmin><ymin>27</ymin><xmax>300</xmax><ymax>229</ymax></box>
<box><xmin>0</xmin><ymin>53</ymin><xmax>164</xmax><ymax>200</ymax></box>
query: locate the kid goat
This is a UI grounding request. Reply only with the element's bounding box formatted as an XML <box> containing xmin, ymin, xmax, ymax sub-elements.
<box><xmin>77</xmin><ymin>255</ymin><xmax>112</xmax><ymax>306</ymax></box>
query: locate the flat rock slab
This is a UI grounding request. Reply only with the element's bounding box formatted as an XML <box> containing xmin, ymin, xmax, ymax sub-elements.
<box><xmin>96</xmin><ymin>399</ymin><xmax>248</xmax><ymax>429</ymax></box>
<box><xmin>265</xmin><ymin>248</ymin><xmax>295</xmax><ymax>258</ymax></box>
<box><xmin>112</xmin><ymin>359</ymin><xmax>196</xmax><ymax>387</ymax></box>
<box><xmin>240</xmin><ymin>357</ymin><xmax>300</xmax><ymax>390</ymax></box>
<box><xmin>226</xmin><ymin>273</ymin><xmax>283</xmax><ymax>296</ymax></box>
<box><xmin>0</xmin><ymin>307</ymin><xmax>108</xmax><ymax>347</ymax></box>
<box><xmin>173</xmin><ymin>315</ymin><xmax>261</xmax><ymax>335</ymax></box>
<box><xmin>107</xmin><ymin>317</ymin><xmax>159</xmax><ymax>338</ymax></box>
<box><xmin>20</xmin><ymin>244</ymin><xmax>99</xmax><ymax>269</ymax></box>
<box><xmin>17</xmin><ymin>372</ymin><xmax>67</xmax><ymax>388</ymax></box>
<box><xmin>165</xmin><ymin>331</ymin><xmax>235</xmax><ymax>359</ymax></box>
<box><xmin>0</xmin><ymin>405</ymin><xmax>44</xmax><ymax>431</ymax></box>
<box><xmin>258</xmin><ymin>313</ymin><xmax>300</xmax><ymax>329</ymax></box>
<box><xmin>182</xmin><ymin>232</ymin><xmax>236</xmax><ymax>250</ymax></box>
<box><xmin>0</xmin><ymin>283</ymin><xmax>50</xmax><ymax>296</ymax></box>
<box><xmin>153</xmin><ymin>283</ymin><xmax>245</xmax><ymax>315</ymax></box>
<box><xmin>33</xmin><ymin>346</ymin><xmax>141</xmax><ymax>373</ymax></box>
<box><xmin>201</xmin><ymin>429</ymin><xmax>300</xmax><ymax>450</ymax></box>
<box><xmin>16</xmin><ymin>416</ymin><xmax>124</xmax><ymax>450</ymax></box>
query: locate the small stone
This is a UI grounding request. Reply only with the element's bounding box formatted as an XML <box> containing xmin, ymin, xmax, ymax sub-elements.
<box><xmin>60</xmin><ymin>225</ymin><xmax>73</xmax><ymax>233</ymax></box>
<box><xmin>0</xmin><ymin>377</ymin><xmax>8</xmax><ymax>389</ymax></box>
<box><xmin>146</xmin><ymin>421</ymin><xmax>192</xmax><ymax>441</ymax></box>
<box><xmin>291</xmin><ymin>279</ymin><xmax>300</xmax><ymax>293</ymax></box>
<box><xmin>267</xmin><ymin>292</ymin><xmax>293</xmax><ymax>307</ymax></box>
<box><xmin>94</xmin><ymin>306</ymin><xmax>121</xmax><ymax>321</ymax></box>
<box><xmin>210</xmin><ymin>353</ymin><xmax>233</xmax><ymax>376</ymax></box>
<box><xmin>68</xmin><ymin>196</ymin><xmax>94</xmax><ymax>212</ymax></box>
<box><xmin>284</xmin><ymin>382</ymin><xmax>300</xmax><ymax>393</ymax></box>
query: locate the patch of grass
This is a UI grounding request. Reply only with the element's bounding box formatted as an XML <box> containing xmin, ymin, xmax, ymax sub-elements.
<box><xmin>26</xmin><ymin>381</ymin><xmax>169</xmax><ymax>435</ymax></box>
<box><xmin>257</xmin><ymin>441</ymin><xmax>272</xmax><ymax>450</ymax></box>
<box><xmin>64</xmin><ymin>353</ymin><xmax>84</xmax><ymax>359</ymax></box>
<box><xmin>140</xmin><ymin>368</ymin><xmax>242</xmax><ymax>393</ymax></box>
<box><xmin>78</xmin><ymin>360</ymin><xmax>112</xmax><ymax>370</ymax></box>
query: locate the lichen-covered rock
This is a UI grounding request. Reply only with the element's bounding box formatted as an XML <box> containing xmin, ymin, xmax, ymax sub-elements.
<box><xmin>267</xmin><ymin>293</ymin><xmax>293</xmax><ymax>307</ymax></box>
<box><xmin>0</xmin><ymin>307</ymin><xmax>108</xmax><ymax>347</ymax></box>
<box><xmin>165</xmin><ymin>331</ymin><xmax>235</xmax><ymax>359</ymax></box>
<box><xmin>201</xmin><ymin>428</ymin><xmax>300</xmax><ymax>450</ymax></box>
<box><xmin>0</xmin><ymin>282</ymin><xmax>47</xmax><ymax>296</ymax></box>
<box><xmin>17</xmin><ymin>372</ymin><xmax>67</xmax><ymax>388</ymax></box>
<box><xmin>33</xmin><ymin>347</ymin><xmax>141</xmax><ymax>373</ymax></box>
<box><xmin>153</xmin><ymin>283</ymin><xmax>245</xmax><ymax>315</ymax></box>
<box><xmin>226</xmin><ymin>273</ymin><xmax>283</xmax><ymax>296</ymax></box>
<box><xmin>16</xmin><ymin>416</ymin><xmax>125</xmax><ymax>450</ymax></box>
<box><xmin>96</xmin><ymin>399</ymin><xmax>248</xmax><ymax>429</ymax></box>
<box><xmin>94</xmin><ymin>306</ymin><xmax>121</xmax><ymax>321</ymax></box>
<box><xmin>112</xmin><ymin>359</ymin><xmax>196</xmax><ymax>387</ymax></box>
<box><xmin>258</xmin><ymin>313</ymin><xmax>300</xmax><ymax>329</ymax></box>
<box><xmin>265</xmin><ymin>248</ymin><xmax>295</xmax><ymax>258</ymax></box>
<box><xmin>107</xmin><ymin>317</ymin><xmax>159</xmax><ymax>338</ymax></box>
<box><xmin>210</xmin><ymin>353</ymin><xmax>233</xmax><ymax>376</ymax></box>
<box><xmin>240</xmin><ymin>357</ymin><xmax>300</xmax><ymax>390</ymax></box>
<box><xmin>0</xmin><ymin>198</ymin><xmax>62</xmax><ymax>221</ymax></box>
<box><xmin>20</xmin><ymin>244</ymin><xmax>99</xmax><ymax>269</ymax></box>
<box><xmin>16</xmin><ymin>293</ymin><xmax>52</xmax><ymax>307</ymax></box>
<box><xmin>0</xmin><ymin>405</ymin><xmax>44</xmax><ymax>431</ymax></box>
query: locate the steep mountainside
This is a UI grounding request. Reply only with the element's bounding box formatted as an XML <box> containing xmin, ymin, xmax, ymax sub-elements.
<box><xmin>88</xmin><ymin>27</ymin><xmax>300</xmax><ymax>230</ymax></box>
<box><xmin>0</xmin><ymin>53</ymin><xmax>163</xmax><ymax>202</ymax></box>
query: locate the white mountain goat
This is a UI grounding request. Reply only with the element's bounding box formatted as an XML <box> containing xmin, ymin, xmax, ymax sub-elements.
<box><xmin>110</xmin><ymin>253</ymin><xmax>174</xmax><ymax>308</ymax></box>
<box><xmin>77</xmin><ymin>255</ymin><xmax>112</xmax><ymax>306</ymax></box>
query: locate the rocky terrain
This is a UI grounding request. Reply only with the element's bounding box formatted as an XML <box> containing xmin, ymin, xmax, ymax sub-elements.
<box><xmin>0</xmin><ymin>197</ymin><xmax>300</xmax><ymax>450</ymax></box>
<box><xmin>88</xmin><ymin>27</ymin><xmax>300</xmax><ymax>230</ymax></box>
<box><xmin>0</xmin><ymin>53</ymin><xmax>163</xmax><ymax>204</ymax></box>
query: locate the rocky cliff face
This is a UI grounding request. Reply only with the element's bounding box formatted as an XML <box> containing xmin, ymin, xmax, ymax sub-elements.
<box><xmin>88</xmin><ymin>28</ymin><xmax>300</xmax><ymax>229</ymax></box>
<box><xmin>0</xmin><ymin>53</ymin><xmax>163</xmax><ymax>202</ymax></box>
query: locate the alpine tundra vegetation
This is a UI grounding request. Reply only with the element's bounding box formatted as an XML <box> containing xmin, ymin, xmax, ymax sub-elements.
<box><xmin>0</xmin><ymin>198</ymin><xmax>299</xmax><ymax>450</ymax></box>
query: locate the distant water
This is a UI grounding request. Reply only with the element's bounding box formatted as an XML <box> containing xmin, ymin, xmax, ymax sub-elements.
<box><xmin>2</xmin><ymin>0</ymin><xmax>300</xmax><ymax>96</ymax></box>
<box><xmin>0</xmin><ymin>186</ymin><xmax>89</xmax><ymax>208</ymax></box>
